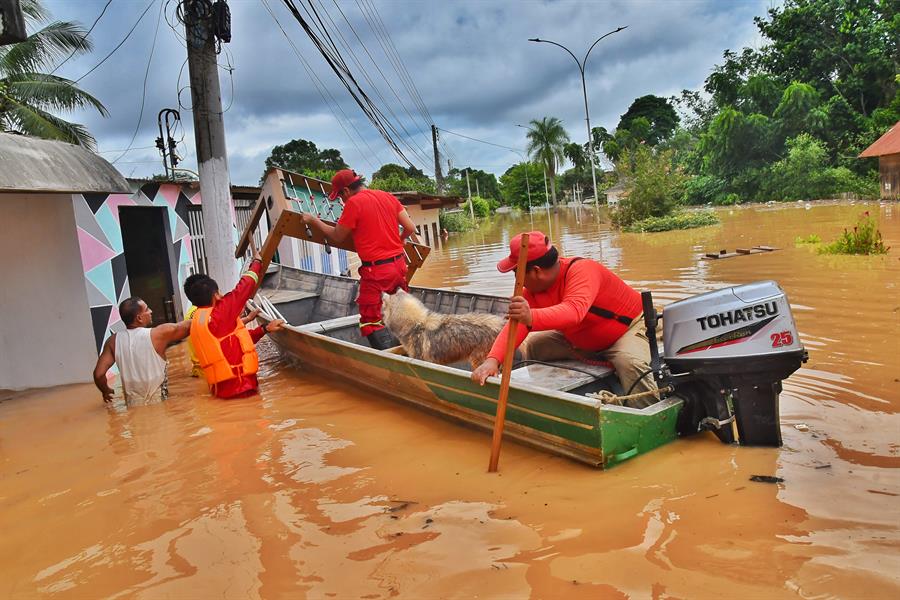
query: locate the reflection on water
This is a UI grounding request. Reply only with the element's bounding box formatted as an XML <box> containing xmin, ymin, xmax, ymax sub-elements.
<box><xmin>1</xmin><ymin>202</ymin><xmax>898</xmax><ymax>598</ymax></box>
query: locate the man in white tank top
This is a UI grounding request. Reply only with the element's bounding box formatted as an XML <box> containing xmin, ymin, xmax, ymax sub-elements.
<box><xmin>93</xmin><ymin>297</ymin><xmax>191</xmax><ymax>406</ymax></box>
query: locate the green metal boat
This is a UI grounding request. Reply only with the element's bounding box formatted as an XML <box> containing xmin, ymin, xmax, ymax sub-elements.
<box><xmin>255</xmin><ymin>264</ymin><xmax>682</xmax><ymax>468</ymax></box>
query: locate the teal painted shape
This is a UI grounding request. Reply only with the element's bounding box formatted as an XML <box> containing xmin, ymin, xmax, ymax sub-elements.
<box><xmin>179</xmin><ymin>237</ymin><xmax>191</xmax><ymax>268</ymax></box>
<box><xmin>85</xmin><ymin>260</ymin><xmax>116</xmax><ymax>305</ymax></box>
<box><xmin>95</xmin><ymin>204</ymin><xmax>123</xmax><ymax>253</ymax></box>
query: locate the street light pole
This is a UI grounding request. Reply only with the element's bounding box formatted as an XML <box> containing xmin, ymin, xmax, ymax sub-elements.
<box><xmin>529</xmin><ymin>27</ymin><xmax>626</xmax><ymax>206</ymax></box>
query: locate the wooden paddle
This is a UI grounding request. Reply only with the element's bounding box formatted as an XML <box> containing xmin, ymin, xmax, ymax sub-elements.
<box><xmin>488</xmin><ymin>233</ymin><xmax>530</xmax><ymax>473</ymax></box>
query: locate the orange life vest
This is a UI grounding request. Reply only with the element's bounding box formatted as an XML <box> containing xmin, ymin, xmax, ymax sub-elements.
<box><xmin>189</xmin><ymin>307</ymin><xmax>259</xmax><ymax>387</ymax></box>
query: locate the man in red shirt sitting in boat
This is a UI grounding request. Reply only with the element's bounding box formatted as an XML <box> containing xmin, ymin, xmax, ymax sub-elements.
<box><xmin>471</xmin><ymin>231</ymin><xmax>659</xmax><ymax>408</ymax></box>
<box><xmin>184</xmin><ymin>250</ymin><xmax>285</xmax><ymax>399</ymax></box>
<box><xmin>302</xmin><ymin>169</ymin><xmax>421</xmax><ymax>350</ymax></box>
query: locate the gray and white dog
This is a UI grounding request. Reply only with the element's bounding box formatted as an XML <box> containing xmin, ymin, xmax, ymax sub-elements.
<box><xmin>381</xmin><ymin>290</ymin><xmax>506</xmax><ymax>368</ymax></box>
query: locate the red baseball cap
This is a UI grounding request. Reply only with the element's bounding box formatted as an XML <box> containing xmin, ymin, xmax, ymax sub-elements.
<box><xmin>328</xmin><ymin>169</ymin><xmax>362</xmax><ymax>200</ymax></box>
<box><xmin>497</xmin><ymin>231</ymin><xmax>552</xmax><ymax>273</ymax></box>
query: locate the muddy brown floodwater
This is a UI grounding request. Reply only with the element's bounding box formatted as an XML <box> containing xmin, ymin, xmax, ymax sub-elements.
<box><xmin>1</xmin><ymin>202</ymin><xmax>898</xmax><ymax>599</ymax></box>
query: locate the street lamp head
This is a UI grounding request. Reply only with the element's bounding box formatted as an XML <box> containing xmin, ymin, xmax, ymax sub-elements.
<box><xmin>528</xmin><ymin>38</ymin><xmax>541</xmax><ymax>42</ymax></box>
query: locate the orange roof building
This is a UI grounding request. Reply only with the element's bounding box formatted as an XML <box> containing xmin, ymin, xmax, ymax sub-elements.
<box><xmin>859</xmin><ymin>121</ymin><xmax>900</xmax><ymax>200</ymax></box>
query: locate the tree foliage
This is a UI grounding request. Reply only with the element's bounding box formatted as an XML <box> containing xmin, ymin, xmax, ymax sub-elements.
<box><xmin>0</xmin><ymin>0</ymin><xmax>107</xmax><ymax>149</ymax></box>
<box><xmin>672</xmin><ymin>0</ymin><xmax>897</xmax><ymax>203</ymax></box>
<box><xmin>611</xmin><ymin>146</ymin><xmax>686</xmax><ymax>227</ymax></box>
<box><xmin>445</xmin><ymin>167</ymin><xmax>500</xmax><ymax>201</ymax></box>
<box><xmin>525</xmin><ymin>116</ymin><xmax>569</xmax><ymax>205</ymax></box>
<box><xmin>263</xmin><ymin>138</ymin><xmax>348</xmax><ymax>176</ymax></box>
<box><xmin>498</xmin><ymin>162</ymin><xmax>547</xmax><ymax>210</ymax></box>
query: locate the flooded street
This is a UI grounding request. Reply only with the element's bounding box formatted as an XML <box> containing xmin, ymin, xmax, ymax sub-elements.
<box><xmin>1</xmin><ymin>202</ymin><xmax>898</xmax><ymax>598</ymax></box>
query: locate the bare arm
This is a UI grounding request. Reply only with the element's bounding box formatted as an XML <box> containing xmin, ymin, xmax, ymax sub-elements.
<box><xmin>397</xmin><ymin>210</ymin><xmax>421</xmax><ymax>244</ymax></box>
<box><xmin>150</xmin><ymin>320</ymin><xmax>192</xmax><ymax>357</ymax></box>
<box><xmin>302</xmin><ymin>213</ymin><xmax>352</xmax><ymax>244</ymax></box>
<box><xmin>93</xmin><ymin>335</ymin><xmax>116</xmax><ymax>403</ymax></box>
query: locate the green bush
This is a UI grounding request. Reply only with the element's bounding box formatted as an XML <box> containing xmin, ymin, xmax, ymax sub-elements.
<box><xmin>714</xmin><ymin>192</ymin><xmax>741</xmax><ymax>206</ymax></box>
<box><xmin>623</xmin><ymin>211</ymin><xmax>720</xmax><ymax>232</ymax></box>
<box><xmin>682</xmin><ymin>175</ymin><xmax>726</xmax><ymax>205</ymax></box>
<box><xmin>795</xmin><ymin>234</ymin><xmax>822</xmax><ymax>244</ymax></box>
<box><xmin>818</xmin><ymin>211</ymin><xmax>890</xmax><ymax>255</ymax></box>
<box><xmin>460</xmin><ymin>196</ymin><xmax>492</xmax><ymax>218</ymax></box>
<box><xmin>611</xmin><ymin>146</ymin><xmax>686</xmax><ymax>227</ymax></box>
<box><xmin>439</xmin><ymin>210</ymin><xmax>475</xmax><ymax>232</ymax></box>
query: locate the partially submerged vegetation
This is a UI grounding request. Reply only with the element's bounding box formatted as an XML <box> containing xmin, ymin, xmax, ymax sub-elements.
<box><xmin>624</xmin><ymin>211</ymin><xmax>719</xmax><ymax>233</ymax></box>
<box><xmin>818</xmin><ymin>212</ymin><xmax>890</xmax><ymax>255</ymax></box>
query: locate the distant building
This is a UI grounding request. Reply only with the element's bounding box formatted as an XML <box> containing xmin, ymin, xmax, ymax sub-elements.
<box><xmin>0</xmin><ymin>132</ymin><xmax>129</xmax><ymax>390</ymax></box>
<box><xmin>859</xmin><ymin>120</ymin><xmax>900</xmax><ymax>200</ymax></box>
<box><xmin>257</xmin><ymin>168</ymin><xmax>461</xmax><ymax>276</ymax></box>
<box><xmin>603</xmin><ymin>181</ymin><xmax>627</xmax><ymax>207</ymax></box>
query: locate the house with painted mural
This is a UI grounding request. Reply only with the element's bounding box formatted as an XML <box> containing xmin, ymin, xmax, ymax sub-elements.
<box><xmin>72</xmin><ymin>178</ymin><xmax>263</xmax><ymax>354</ymax></box>
<box><xmin>0</xmin><ymin>133</ymin><xmax>130</xmax><ymax>390</ymax></box>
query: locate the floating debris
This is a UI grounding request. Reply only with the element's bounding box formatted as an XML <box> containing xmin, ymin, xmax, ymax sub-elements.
<box><xmin>750</xmin><ymin>475</ymin><xmax>784</xmax><ymax>484</ymax></box>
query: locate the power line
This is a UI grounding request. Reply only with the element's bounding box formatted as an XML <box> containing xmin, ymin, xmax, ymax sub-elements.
<box><xmin>303</xmin><ymin>0</ymin><xmax>433</xmax><ymax>170</ymax></box>
<box><xmin>111</xmin><ymin>0</ymin><xmax>164</xmax><ymax>164</ymax></box>
<box><xmin>74</xmin><ymin>0</ymin><xmax>157</xmax><ymax>84</ymax></box>
<box><xmin>326</xmin><ymin>0</ymin><xmax>434</xmax><ymax>166</ymax></box>
<box><xmin>50</xmin><ymin>0</ymin><xmax>115</xmax><ymax>76</ymax></box>
<box><xmin>260</xmin><ymin>0</ymin><xmax>381</xmax><ymax>172</ymax></box>
<box><xmin>437</xmin><ymin>127</ymin><xmax>526</xmax><ymax>155</ymax></box>
<box><xmin>279</xmin><ymin>0</ymin><xmax>422</xmax><ymax>170</ymax></box>
<box><xmin>358</xmin><ymin>0</ymin><xmax>433</xmax><ymax>127</ymax></box>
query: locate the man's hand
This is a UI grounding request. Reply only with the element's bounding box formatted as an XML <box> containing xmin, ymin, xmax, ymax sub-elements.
<box><xmin>101</xmin><ymin>387</ymin><xmax>114</xmax><ymax>403</ymax></box>
<box><xmin>265</xmin><ymin>319</ymin><xmax>286</xmax><ymax>334</ymax></box>
<box><xmin>301</xmin><ymin>212</ymin><xmax>318</xmax><ymax>226</ymax></box>
<box><xmin>471</xmin><ymin>358</ymin><xmax>500</xmax><ymax>386</ymax></box>
<box><xmin>507</xmin><ymin>296</ymin><xmax>532</xmax><ymax>327</ymax></box>
<box><xmin>242</xmin><ymin>307</ymin><xmax>261</xmax><ymax>324</ymax></box>
<box><xmin>252</xmin><ymin>248</ymin><xmax>262</xmax><ymax>261</ymax></box>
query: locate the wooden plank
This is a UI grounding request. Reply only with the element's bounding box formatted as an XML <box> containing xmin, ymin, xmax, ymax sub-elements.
<box><xmin>234</xmin><ymin>193</ymin><xmax>268</xmax><ymax>258</ymax></box>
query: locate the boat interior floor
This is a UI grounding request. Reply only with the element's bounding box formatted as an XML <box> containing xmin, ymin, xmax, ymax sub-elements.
<box><xmin>293</xmin><ymin>314</ymin><xmax>622</xmax><ymax>396</ymax></box>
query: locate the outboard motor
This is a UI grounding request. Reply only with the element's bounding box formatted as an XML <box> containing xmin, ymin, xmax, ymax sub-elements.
<box><xmin>649</xmin><ymin>281</ymin><xmax>807</xmax><ymax>446</ymax></box>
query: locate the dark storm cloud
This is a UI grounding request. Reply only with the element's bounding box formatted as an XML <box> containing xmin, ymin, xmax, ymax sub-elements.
<box><xmin>43</xmin><ymin>0</ymin><xmax>768</xmax><ymax>184</ymax></box>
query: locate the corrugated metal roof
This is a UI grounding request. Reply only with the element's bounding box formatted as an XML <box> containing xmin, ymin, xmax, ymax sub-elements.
<box><xmin>0</xmin><ymin>132</ymin><xmax>129</xmax><ymax>193</ymax></box>
<box><xmin>859</xmin><ymin>121</ymin><xmax>900</xmax><ymax>157</ymax></box>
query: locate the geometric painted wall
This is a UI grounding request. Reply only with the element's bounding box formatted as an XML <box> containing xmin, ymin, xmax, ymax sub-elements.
<box><xmin>72</xmin><ymin>179</ymin><xmax>349</xmax><ymax>356</ymax></box>
<box><xmin>72</xmin><ymin>181</ymin><xmax>203</xmax><ymax>353</ymax></box>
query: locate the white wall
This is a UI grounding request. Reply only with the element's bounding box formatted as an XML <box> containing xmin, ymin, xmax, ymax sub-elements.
<box><xmin>0</xmin><ymin>193</ymin><xmax>97</xmax><ymax>390</ymax></box>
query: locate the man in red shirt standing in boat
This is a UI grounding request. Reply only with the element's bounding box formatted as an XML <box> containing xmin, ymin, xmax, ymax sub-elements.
<box><xmin>301</xmin><ymin>169</ymin><xmax>421</xmax><ymax>350</ymax></box>
<box><xmin>471</xmin><ymin>231</ymin><xmax>659</xmax><ymax>408</ymax></box>
<box><xmin>184</xmin><ymin>250</ymin><xmax>285</xmax><ymax>399</ymax></box>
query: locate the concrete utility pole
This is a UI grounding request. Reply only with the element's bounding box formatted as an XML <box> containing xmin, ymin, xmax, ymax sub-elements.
<box><xmin>183</xmin><ymin>0</ymin><xmax>237</xmax><ymax>288</ymax></box>
<box><xmin>475</xmin><ymin>178</ymin><xmax>480</xmax><ymax>199</ymax></box>
<box><xmin>431</xmin><ymin>125</ymin><xmax>444</xmax><ymax>194</ymax></box>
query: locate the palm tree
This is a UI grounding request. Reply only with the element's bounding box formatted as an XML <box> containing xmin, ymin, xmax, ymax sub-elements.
<box><xmin>0</xmin><ymin>0</ymin><xmax>107</xmax><ymax>149</ymax></box>
<box><xmin>525</xmin><ymin>117</ymin><xmax>569</xmax><ymax>205</ymax></box>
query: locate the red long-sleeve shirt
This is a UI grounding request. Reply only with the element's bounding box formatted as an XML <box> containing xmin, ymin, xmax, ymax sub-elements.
<box><xmin>488</xmin><ymin>257</ymin><xmax>641</xmax><ymax>363</ymax></box>
<box><xmin>204</xmin><ymin>260</ymin><xmax>265</xmax><ymax>398</ymax></box>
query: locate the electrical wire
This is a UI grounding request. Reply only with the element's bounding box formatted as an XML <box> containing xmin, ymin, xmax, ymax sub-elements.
<box><xmin>279</xmin><ymin>0</ymin><xmax>422</xmax><ymax>170</ymax></box>
<box><xmin>328</xmin><ymin>0</ymin><xmax>433</xmax><ymax>157</ymax></box>
<box><xmin>303</xmin><ymin>0</ymin><xmax>432</xmax><ymax>170</ymax></box>
<box><xmin>111</xmin><ymin>0</ymin><xmax>164</xmax><ymax>164</ymax></box>
<box><xmin>50</xmin><ymin>0</ymin><xmax>115</xmax><ymax>75</ymax></box>
<box><xmin>437</xmin><ymin>127</ymin><xmax>526</xmax><ymax>155</ymax></box>
<box><xmin>357</xmin><ymin>0</ymin><xmax>434</xmax><ymax>125</ymax></box>
<box><xmin>74</xmin><ymin>0</ymin><xmax>157</xmax><ymax>84</ymax></box>
<box><xmin>260</xmin><ymin>0</ymin><xmax>380</xmax><ymax>171</ymax></box>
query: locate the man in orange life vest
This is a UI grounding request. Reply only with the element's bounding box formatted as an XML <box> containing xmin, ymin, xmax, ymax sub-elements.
<box><xmin>301</xmin><ymin>169</ymin><xmax>421</xmax><ymax>350</ymax></box>
<box><xmin>471</xmin><ymin>231</ymin><xmax>659</xmax><ymax>408</ymax></box>
<box><xmin>184</xmin><ymin>250</ymin><xmax>285</xmax><ymax>399</ymax></box>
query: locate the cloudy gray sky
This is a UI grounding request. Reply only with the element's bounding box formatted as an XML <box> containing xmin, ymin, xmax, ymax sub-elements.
<box><xmin>44</xmin><ymin>0</ymin><xmax>773</xmax><ymax>185</ymax></box>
